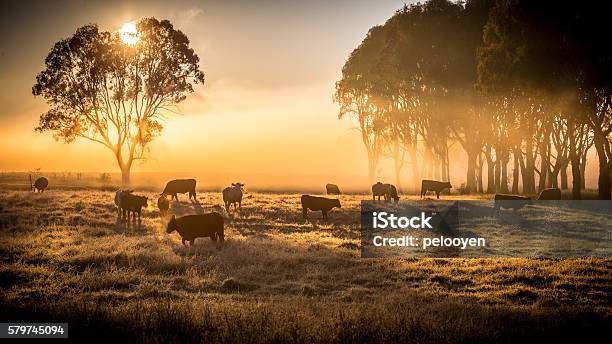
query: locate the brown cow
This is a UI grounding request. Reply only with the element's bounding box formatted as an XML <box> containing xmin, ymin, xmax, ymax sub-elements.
<box><xmin>301</xmin><ymin>195</ymin><xmax>341</xmax><ymax>221</ymax></box>
<box><xmin>421</xmin><ymin>180</ymin><xmax>452</xmax><ymax>199</ymax></box>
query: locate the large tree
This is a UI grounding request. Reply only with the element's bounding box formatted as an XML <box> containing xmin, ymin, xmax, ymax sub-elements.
<box><xmin>33</xmin><ymin>18</ymin><xmax>205</xmax><ymax>185</ymax></box>
<box><xmin>477</xmin><ymin>0</ymin><xmax>612</xmax><ymax>198</ymax></box>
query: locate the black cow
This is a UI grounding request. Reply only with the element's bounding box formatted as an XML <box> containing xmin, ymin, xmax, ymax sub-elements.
<box><xmin>121</xmin><ymin>192</ymin><xmax>147</xmax><ymax>223</ymax></box>
<box><xmin>537</xmin><ymin>188</ymin><xmax>562</xmax><ymax>200</ymax></box>
<box><xmin>30</xmin><ymin>175</ymin><xmax>48</xmax><ymax>193</ymax></box>
<box><xmin>162</xmin><ymin>179</ymin><xmax>196</xmax><ymax>201</ymax></box>
<box><xmin>421</xmin><ymin>180</ymin><xmax>452</xmax><ymax>199</ymax></box>
<box><xmin>157</xmin><ymin>195</ymin><xmax>170</xmax><ymax>217</ymax></box>
<box><xmin>301</xmin><ymin>195</ymin><xmax>341</xmax><ymax>221</ymax></box>
<box><xmin>166</xmin><ymin>213</ymin><xmax>224</xmax><ymax>246</ymax></box>
<box><xmin>326</xmin><ymin>183</ymin><xmax>341</xmax><ymax>195</ymax></box>
<box><xmin>372</xmin><ymin>182</ymin><xmax>399</xmax><ymax>202</ymax></box>
<box><xmin>492</xmin><ymin>194</ymin><xmax>532</xmax><ymax>214</ymax></box>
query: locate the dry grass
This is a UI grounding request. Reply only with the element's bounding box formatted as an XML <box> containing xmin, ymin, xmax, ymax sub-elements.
<box><xmin>0</xmin><ymin>189</ymin><xmax>610</xmax><ymax>343</ymax></box>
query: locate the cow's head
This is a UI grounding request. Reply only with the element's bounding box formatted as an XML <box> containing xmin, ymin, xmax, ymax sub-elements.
<box><xmin>166</xmin><ymin>215</ymin><xmax>178</xmax><ymax>233</ymax></box>
<box><xmin>232</xmin><ymin>182</ymin><xmax>245</xmax><ymax>191</ymax></box>
<box><xmin>137</xmin><ymin>196</ymin><xmax>147</xmax><ymax>208</ymax></box>
<box><xmin>445</xmin><ymin>182</ymin><xmax>452</xmax><ymax>189</ymax></box>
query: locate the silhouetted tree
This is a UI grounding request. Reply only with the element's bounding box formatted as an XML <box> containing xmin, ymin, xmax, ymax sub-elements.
<box><xmin>477</xmin><ymin>0</ymin><xmax>612</xmax><ymax>198</ymax></box>
<box><xmin>33</xmin><ymin>18</ymin><xmax>205</xmax><ymax>185</ymax></box>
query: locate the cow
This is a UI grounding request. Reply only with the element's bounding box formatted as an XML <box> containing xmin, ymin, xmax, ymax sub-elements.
<box><xmin>420</xmin><ymin>180</ymin><xmax>452</xmax><ymax>199</ymax></box>
<box><xmin>537</xmin><ymin>188</ymin><xmax>562</xmax><ymax>200</ymax></box>
<box><xmin>372</xmin><ymin>182</ymin><xmax>399</xmax><ymax>202</ymax></box>
<box><xmin>326</xmin><ymin>183</ymin><xmax>341</xmax><ymax>195</ymax></box>
<box><xmin>121</xmin><ymin>192</ymin><xmax>147</xmax><ymax>223</ymax></box>
<box><xmin>162</xmin><ymin>179</ymin><xmax>196</xmax><ymax>201</ymax></box>
<box><xmin>301</xmin><ymin>195</ymin><xmax>341</xmax><ymax>221</ymax></box>
<box><xmin>492</xmin><ymin>194</ymin><xmax>532</xmax><ymax>214</ymax></box>
<box><xmin>166</xmin><ymin>213</ymin><xmax>224</xmax><ymax>246</ymax></box>
<box><xmin>157</xmin><ymin>195</ymin><xmax>170</xmax><ymax>217</ymax></box>
<box><xmin>114</xmin><ymin>189</ymin><xmax>133</xmax><ymax>220</ymax></box>
<box><xmin>222</xmin><ymin>183</ymin><xmax>244</xmax><ymax>212</ymax></box>
<box><xmin>30</xmin><ymin>175</ymin><xmax>48</xmax><ymax>193</ymax></box>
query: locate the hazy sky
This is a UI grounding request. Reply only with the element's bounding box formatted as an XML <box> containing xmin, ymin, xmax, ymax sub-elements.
<box><xmin>0</xmin><ymin>0</ymin><xmax>409</xmax><ymax>181</ymax></box>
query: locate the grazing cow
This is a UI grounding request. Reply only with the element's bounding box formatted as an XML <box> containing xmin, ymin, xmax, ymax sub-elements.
<box><xmin>326</xmin><ymin>183</ymin><xmax>341</xmax><ymax>195</ymax></box>
<box><xmin>166</xmin><ymin>213</ymin><xmax>224</xmax><ymax>246</ymax></box>
<box><xmin>114</xmin><ymin>189</ymin><xmax>133</xmax><ymax>220</ymax></box>
<box><xmin>157</xmin><ymin>195</ymin><xmax>170</xmax><ymax>217</ymax></box>
<box><xmin>492</xmin><ymin>194</ymin><xmax>532</xmax><ymax>214</ymax></box>
<box><xmin>372</xmin><ymin>182</ymin><xmax>400</xmax><ymax>202</ymax></box>
<box><xmin>223</xmin><ymin>183</ymin><xmax>244</xmax><ymax>212</ymax></box>
<box><xmin>537</xmin><ymin>188</ymin><xmax>562</xmax><ymax>200</ymax></box>
<box><xmin>421</xmin><ymin>180</ymin><xmax>452</xmax><ymax>199</ymax></box>
<box><xmin>30</xmin><ymin>175</ymin><xmax>48</xmax><ymax>193</ymax></box>
<box><xmin>121</xmin><ymin>192</ymin><xmax>147</xmax><ymax>223</ymax></box>
<box><xmin>301</xmin><ymin>195</ymin><xmax>341</xmax><ymax>221</ymax></box>
<box><xmin>162</xmin><ymin>179</ymin><xmax>196</xmax><ymax>201</ymax></box>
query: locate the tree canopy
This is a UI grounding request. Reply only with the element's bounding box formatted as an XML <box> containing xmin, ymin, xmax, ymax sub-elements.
<box><xmin>336</xmin><ymin>0</ymin><xmax>612</xmax><ymax>198</ymax></box>
<box><xmin>33</xmin><ymin>18</ymin><xmax>205</xmax><ymax>184</ymax></box>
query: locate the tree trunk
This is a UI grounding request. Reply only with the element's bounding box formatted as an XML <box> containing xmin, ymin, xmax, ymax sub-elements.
<box><xmin>560</xmin><ymin>165</ymin><xmax>568</xmax><ymax>190</ymax></box>
<box><xmin>121</xmin><ymin>166</ymin><xmax>131</xmax><ymax>186</ymax></box>
<box><xmin>477</xmin><ymin>153</ymin><xmax>484</xmax><ymax>193</ymax></box>
<box><xmin>368</xmin><ymin>156</ymin><xmax>377</xmax><ymax>184</ymax></box>
<box><xmin>409</xmin><ymin>145</ymin><xmax>419</xmax><ymax>193</ymax></box>
<box><xmin>433</xmin><ymin>155</ymin><xmax>440</xmax><ymax>180</ymax></box>
<box><xmin>524</xmin><ymin>151</ymin><xmax>536</xmax><ymax>194</ymax></box>
<box><xmin>512</xmin><ymin>152</ymin><xmax>520</xmax><ymax>194</ymax></box>
<box><xmin>568</xmin><ymin>120</ymin><xmax>582</xmax><ymax>199</ymax></box>
<box><xmin>466</xmin><ymin>151</ymin><xmax>477</xmax><ymax>194</ymax></box>
<box><xmin>486</xmin><ymin>146</ymin><xmax>495</xmax><ymax>193</ymax></box>
<box><xmin>500</xmin><ymin>156</ymin><xmax>509</xmax><ymax>193</ymax></box>
<box><xmin>549</xmin><ymin>171</ymin><xmax>559</xmax><ymax>188</ymax></box>
<box><xmin>494</xmin><ymin>156</ymin><xmax>501</xmax><ymax>192</ymax></box>
<box><xmin>580</xmin><ymin>150</ymin><xmax>588</xmax><ymax>190</ymax></box>
<box><xmin>594</xmin><ymin>134</ymin><xmax>611</xmax><ymax>199</ymax></box>
<box><xmin>538</xmin><ymin>141</ymin><xmax>549</xmax><ymax>193</ymax></box>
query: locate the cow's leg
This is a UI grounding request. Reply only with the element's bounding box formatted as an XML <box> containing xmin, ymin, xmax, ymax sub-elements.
<box><xmin>182</xmin><ymin>238</ymin><xmax>187</xmax><ymax>246</ymax></box>
<box><xmin>322</xmin><ymin>211</ymin><xmax>328</xmax><ymax>221</ymax></box>
<box><xmin>173</xmin><ymin>194</ymin><xmax>178</xmax><ymax>201</ymax></box>
<box><xmin>302</xmin><ymin>207</ymin><xmax>308</xmax><ymax>220</ymax></box>
<box><xmin>436</xmin><ymin>192</ymin><xmax>440</xmax><ymax>199</ymax></box>
<box><xmin>225</xmin><ymin>202</ymin><xmax>230</xmax><ymax>213</ymax></box>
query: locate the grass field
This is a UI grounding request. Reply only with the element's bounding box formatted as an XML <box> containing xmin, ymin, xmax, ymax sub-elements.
<box><xmin>1</xmin><ymin>189</ymin><xmax>611</xmax><ymax>343</ymax></box>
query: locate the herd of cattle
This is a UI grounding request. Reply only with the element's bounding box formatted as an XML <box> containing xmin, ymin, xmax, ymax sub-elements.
<box><xmin>27</xmin><ymin>176</ymin><xmax>565</xmax><ymax>246</ymax></box>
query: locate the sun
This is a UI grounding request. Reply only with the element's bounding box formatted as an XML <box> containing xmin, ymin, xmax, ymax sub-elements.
<box><xmin>120</xmin><ymin>21</ymin><xmax>139</xmax><ymax>46</ymax></box>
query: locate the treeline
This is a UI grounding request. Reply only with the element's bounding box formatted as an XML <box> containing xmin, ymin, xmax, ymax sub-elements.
<box><xmin>334</xmin><ymin>0</ymin><xmax>612</xmax><ymax>199</ymax></box>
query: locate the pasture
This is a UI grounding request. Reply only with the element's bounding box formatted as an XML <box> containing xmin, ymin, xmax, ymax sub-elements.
<box><xmin>0</xmin><ymin>189</ymin><xmax>610</xmax><ymax>343</ymax></box>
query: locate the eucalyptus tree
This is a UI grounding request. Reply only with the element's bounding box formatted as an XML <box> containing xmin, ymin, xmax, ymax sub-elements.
<box><xmin>477</xmin><ymin>0</ymin><xmax>612</xmax><ymax>198</ymax></box>
<box><xmin>33</xmin><ymin>18</ymin><xmax>205</xmax><ymax>185</ymax></box>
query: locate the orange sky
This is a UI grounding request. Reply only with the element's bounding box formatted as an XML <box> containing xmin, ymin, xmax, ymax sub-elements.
<box><xmin>0</xmin><ymin>0</ymin><xmax>409</xmax><ymax>184</ymax></box>
<box><xmin>2</xmin><ymin>1</ymin><xmax>600</xmax><ymax>192</ymax></box>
